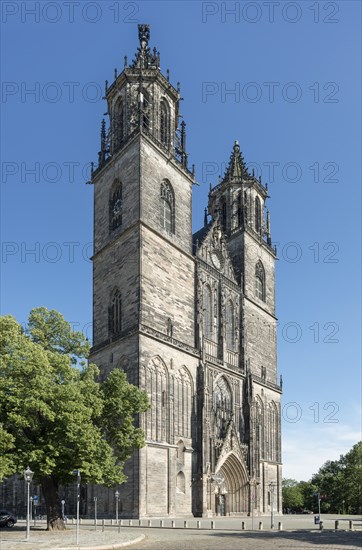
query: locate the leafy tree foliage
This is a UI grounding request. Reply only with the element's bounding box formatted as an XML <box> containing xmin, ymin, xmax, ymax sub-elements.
<box><xmin>282</xmin><ymin>442</ymin><xmax>362</xmax><ymax>515</ymax></box>
<box><xmin>0</xmin><ymin>308</ymin><xmax>150</xmax><ymax>530</ymax></box>
<box><xmin>282</xmin><ymin>479</ymin><xmax>304</xmax><ymax>510</ymax></box>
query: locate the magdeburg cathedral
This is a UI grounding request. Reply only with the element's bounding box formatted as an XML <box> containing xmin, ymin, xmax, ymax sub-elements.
<box><xmin>88</xmin><ymin>25</ymin><xmax>282</xmax><ymax>518</ymax></box>
<box><xmin>1</xmin><ymin>25</ymin><xmax>282</xmax><ymax>519</ymax></box>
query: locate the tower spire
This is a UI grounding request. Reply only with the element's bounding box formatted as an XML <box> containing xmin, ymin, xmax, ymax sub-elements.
<box><xmin>221</xmin><ymin>140</ymin><xmax>250</xmax><ymax>184</ymax></box>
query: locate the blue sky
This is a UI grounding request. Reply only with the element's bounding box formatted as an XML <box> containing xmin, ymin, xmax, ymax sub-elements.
<box><xmin>1</xmin><ymin>1</ymin><xmax>361</xmax><ymax>481</ymax></box>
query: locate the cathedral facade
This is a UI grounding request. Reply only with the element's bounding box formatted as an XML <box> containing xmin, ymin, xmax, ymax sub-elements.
<box><xmin>89</xmin><ymin>25</ymin><xmax>282</xmax><ymax>518</ymax></box>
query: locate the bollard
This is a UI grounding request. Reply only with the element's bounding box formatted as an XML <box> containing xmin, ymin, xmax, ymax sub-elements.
<box><xmin>349</xmin><ymin>520</ymin><xmax>353</xmax><ymax>531</ymax></box>
<box><xmin>138</xmin><ymin>519</ymin><xmax>141</xmax><ymax>526</ymax></box>
<box><xmin>111</xmin><ymin>519</ymin><xmax>113</xmax><ymax>525</ymax></box>
<box><xmin>72</xmin><ymin>518</ymin><xmax>75</xmax><ymax>525</ymax></box>
<box><xmin>259</xmin><ymin>521</ymin><xmax>263</xmax><ymax>530</ymax></box>
<box><xmin>160</xmin><ymin>520</ymin><xmax>164</xmax><ymax>527</ymax></box>
<box><xmin>278</xmin><ymin>522</ymin><xmax>283</xmax><ymax>531</ymax></box>
<box><xmin>319</xmin><ymin>521</ymin><xmax>324</xmax><ymax>531</ymax></box>
<box><xmin>197</xmin><ymin>520</ymin><xmax>201</xmax><ymax>529</ymax></box>
<box><xmin>148</xmin><ymin>519</ymin><xmax>152</xmax><ymax>527</ymax></box>
<box><xmin>241</xmin><ymin>521</ymin><xmax>245</xmax><ymax>530</ymax></box>
<box><xmin>171</xmin><ymin>520</ymin><xmax>175</xmax><ymax>528</ymax></box>
<box><xmin>184</xmin><ymin>520</ymin><xmax>188</xmax><ymax>528</ymax></box>
<box><xmin>118</xmin><ymin>520</ymin><xmax>121</xmax><ymax>533</ymax></box>
<box><xmin>211</xmin><ymin>521</ymin><xmax>215</xmax><ymax>530</ymax></box>
<box><xmin>102</xmin><ymin>519</ymin><xmax>105</xmax><ymax>532</ymax></box>
<box><xmin>335</xmin><ymin>520</ymin><xmax>339</xmax><ymax>530</ymax></box>
<box><xmin>129</xmin><ymin>520</ymin><xmax>132</xmax><ymax>527</ymax></box>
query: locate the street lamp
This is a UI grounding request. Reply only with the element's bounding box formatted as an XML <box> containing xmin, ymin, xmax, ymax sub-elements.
<box><xmin>23</xmin><ymin>466</ymin><xmax>34</xmax><ymax>541</ymax></box>
<box><xmin>61</xmin><ymin>499</ymin><xmax>65</xmax><ymax>520</ymax></box>
<box><xmin>94</xmin><ymin>497</ymin><xmax>98</xmax><ymax>530</ymax></box>
<box><xmin>269</xmin><ymin>482</ymin><xmax>276</xmax><ymax>529</ymax></box>
<box><xmin>115</xmin><ymin>491</ymin><xmax>120</xmax><ymax>522</ymax></box>
<box><xmin>73</xmin><ymin>470</ymin><xmax>81</xmax><ymax>545</ymax></box>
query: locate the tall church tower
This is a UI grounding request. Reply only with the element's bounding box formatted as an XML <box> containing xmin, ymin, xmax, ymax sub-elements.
<box><xmin>89</xmin><ymin>25</ymin><xmax>198</xmax><ymax>517</ymax></box>
<box><xmin>89</xmin><ymin>26</ymin><xmax>282</xmax><ymax>519</ymax></box>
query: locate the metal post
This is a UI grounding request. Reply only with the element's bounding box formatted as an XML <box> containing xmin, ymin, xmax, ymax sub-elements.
<box><xmin>94</xmin><ymin>497</ymin><xmax>97</xmax><ymax>530</ymax></box>
<box><xmin>269</xmin><ymin>482</ymin><xmax>275</xmax><ymax>529</ymax></box>
<box><xmin>115</xmin><ymin>491</ymin><xmax>120</xmax><ymax>522</ymax></box>
<box><xmin>26</xmin><ymin>480</ymin><xmax>30</xmax><ymax>541</ymax></box>
<box><xmin>73</xmin><ymin>470</ymin><xmax>81</xmax><ymax>546</ymax></box>
<box><xmin>61</xmin><ymin>499</ymin><xmax>65</xmax><ymax>520</ymax></box>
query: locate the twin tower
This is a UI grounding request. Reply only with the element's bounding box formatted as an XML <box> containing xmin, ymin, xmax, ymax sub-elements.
<box><xmin>89</xmin><ymin>25</ymin><xmax>282</xmax><ymax>518</ymax></box>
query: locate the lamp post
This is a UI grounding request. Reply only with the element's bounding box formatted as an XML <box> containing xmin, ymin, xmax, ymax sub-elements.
<box><xmin>115</xmin><ymin>491</ymin><xmax>120</xmax><ymax>522</ymax></box>
<box><xmin>94</xmin><ymin>497</ymin><xmax>98</xmax><ymax>530</ymax></box>
<box><xmin>73</xmin><ymin>470</ymin><xmax>81</xmax><ymax>545</ymax></box>
<box><xmin>23</xmin><ymin>466</ymin><xmax>34</xmax><ymax>541</ymax></box>
<box><xmin>269</xmin><ymin>482</ymin><xmax>276</xmax><ymax>529</ymax></box>
<box><xmin>61</xmin><ymin>499</ymin><xmax>65</xmax><ymax>520</ymax></box>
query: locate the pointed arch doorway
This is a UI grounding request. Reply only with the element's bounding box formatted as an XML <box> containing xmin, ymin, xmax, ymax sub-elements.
<box><xmin>215</xmin><ymin>452</ymin><xmax>249</xmax><ymax>515</ymax></box>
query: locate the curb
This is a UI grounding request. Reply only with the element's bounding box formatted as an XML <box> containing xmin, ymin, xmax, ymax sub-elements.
<box><xmin>54</xmin><ymin>534</ymin><xmax>145</xmax><ymax>550</ymax></box>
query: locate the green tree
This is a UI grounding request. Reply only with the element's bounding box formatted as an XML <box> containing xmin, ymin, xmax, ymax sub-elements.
<box><xmin>282</xmin><ymin>479</ymin><xmax>304</xmax><ymax>511</ymax></box>
<box><xmin>0</xmin><ymin>308</ymin><xmax>150</xmax><ymax>530</ymax></box>
<box><xmin>311</xmin><ymin>442</ymin><xmax>362</xmax><ymax>514</ymax></box>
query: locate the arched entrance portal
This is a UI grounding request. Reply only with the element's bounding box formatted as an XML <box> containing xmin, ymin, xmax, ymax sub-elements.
<box><xmin>216</xmin><ymin>452</ymin><xmax>249</xmax><ymax>515</ymax></box>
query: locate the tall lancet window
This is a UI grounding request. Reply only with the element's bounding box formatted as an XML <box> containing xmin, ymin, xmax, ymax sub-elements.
<box><xmin>160</xmin><ymin>180</ymin><xmax>175</xmax><ymax>233</ymax></box>
<box><xmin>255</xmin><ymin>260</ymin><xmax>266</xmax><ymax>302</ymax></box>
<box><xmin>237</xmin><ymin>192</ymin><xmax>243</xmax><ymax>227</ymax></box>
<box><xmin>141</xmin><ymin>88</ymin><xmax>150</xmax><ymax>131</ymax></box>
<box><xmin>220</xmin><ymin>197</ymin><xmax>227</xmax><ymax>232</ymax></box>
<box><xmin>226</xmin><ymin>300</ymin><xmax>235</xmax><ymax>350</ymax></box>
<box><xmin>160</xmin><ymin>99</ymin><xmax>170</xmax><ymax>147</ymax></box>
<box><xmin>255</xmin><ymin>196</ymin><xmax>261</xmax><ymax>234</ymax></box>
<box><xmin>114</xmin><ymin>98</ymin><xmax>124</xmax><ymax>149</ymax></box>
<box><xmin>109</xmin><ymin>181</ymin><xmax>122</xmax><ymax>230</ymax></box>
<box><xmin>203</xmin><ymin>285</ymin><xmax>213</xmax><ymax>339</ymax></box>
<box><xmin>109</xmin><ymin>289</ymin><xmax>122</xmax><ymax>336</ymax></box>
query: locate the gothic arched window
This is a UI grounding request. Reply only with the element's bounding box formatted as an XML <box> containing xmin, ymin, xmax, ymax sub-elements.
<box><xmin>203</xmin><ymin>284</ymin><xmax>213</xmax><ymax>339</ymax></box>
<box><xmin>255</xmin><ymin>260</ymin><xmax>266</xmax><ymax>302</ymax></box>
<box><xmin>160</xmin><ymin>99</ymin><xmax>170</xmax><ymax>148</ymax></box>
<box><xmin>220</xmin><ymin>197</ymin><xmax>227</xmax><ymax>232</ymax></box>
<box><xmin>255</xmin><ymin>196</ymin><xmax>261</xmax><ymax>233</ymax></box>
<box><xmin>237</xmin><ymin>192</ymin><xmax>243</xmax><ymax>227</ymax></box>
<box><xmin>144</xmin><ymin>357</ymin><xmax>168</xmax><ymax>442</ymax></box>
<box><xmin>110</xmin><ymin>181</ymin><xmax>122</xmax><ymax>231</ymax></box>
<box><xmin>141</xmin><ymin>88</ymin><xmax>150</xmax><ymax>131</ymax></box>
<box><xmin>109</xmin><ymin>289</ymin><xmax>122</xmax><ymax>336</ymax></box>
<box><xmin>226</xmin><ymin>300</ymin><xmax>235</xmax><ymax>350</ymax></box>
<box><xmin>114</xmin><ymin>98</ymin><xmax>124</xmax><ymax>150</ymax></box>
<box><xmin>244</xmin><ymin>191</ymin><xmax>248</xmax><ymax>224</ymax></box>
<box><xmin>160</xmin><ymin>180</ymin><xmax>175</xmax><ymax>233</ymax></box>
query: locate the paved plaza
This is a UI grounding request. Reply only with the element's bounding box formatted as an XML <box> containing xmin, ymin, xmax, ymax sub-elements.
<box><xmin>0</xmin><ymin>516</ymin><xmax>361</xmax><ymax>550</ymax></box>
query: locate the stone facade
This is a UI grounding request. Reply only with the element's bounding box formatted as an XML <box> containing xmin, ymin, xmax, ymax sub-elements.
<box><xmin>0</xmin><ymin>25</ymin><xmax>282</xmax><ymax>519</ymax></box>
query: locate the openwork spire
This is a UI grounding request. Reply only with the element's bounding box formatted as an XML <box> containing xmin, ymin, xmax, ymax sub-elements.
<box><xmin>130</xmin><ymin>24</ymin><xmax>160</xmax><ymax>69</ymax></box>
<box><xmin>222</xmin><ymin>140</ymin><xmax>250</xmax><ymax>183</ymax></box>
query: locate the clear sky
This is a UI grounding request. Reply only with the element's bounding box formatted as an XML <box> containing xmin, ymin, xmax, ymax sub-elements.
<box><xmin>1</xmin><ymin>0</ymin><xmax>361</xmax><ymax>481</ymax></box>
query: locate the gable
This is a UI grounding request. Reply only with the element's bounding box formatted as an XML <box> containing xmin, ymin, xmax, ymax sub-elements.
<box><xmin>193</xmin><ymin>221</ymin><xmax>238</xmax><ymax>284</ymax></box>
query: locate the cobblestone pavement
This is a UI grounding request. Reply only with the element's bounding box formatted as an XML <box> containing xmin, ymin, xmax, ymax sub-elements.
<box><xmin>135</xmin><ymin>528</ymin><xmax>362</xmax><ymax>549</ymax></box>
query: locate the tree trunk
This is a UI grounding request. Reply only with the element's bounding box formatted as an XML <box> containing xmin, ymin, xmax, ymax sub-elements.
<box><xmin>40</xmin><ymin>476</ymin><xmax>65</xmax><ymax>530</ymax></box>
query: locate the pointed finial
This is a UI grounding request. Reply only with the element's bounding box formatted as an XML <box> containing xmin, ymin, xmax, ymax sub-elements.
<box><xmin>91</xmin><ymin>162</ymin><xmax>94</xmax><ymax>176</ymax></box>
<box><xmin>209</xmin><ymin>182</ymin><xmax>212</xmax><ymax>193</ymax></box>
<box><xmin>259</xmin><ymin>175</ymin><xmax>262</xmax><ymax>183</ymax></box>
<box><xmin>177</xmin><ymin>82</ymin><xmax>180</xmax><ymax>93</ymax></box>
<box><xmin>204</xmin><ymin>208</ymin><xmax>208</xmax><ymax>227</ymax></box>
<box><xmin>265</xmin><ymin>182</ymin><xmax>268</xmax><ymax>192</ymax></box>
<box><xmin>105</xmin><ymin>80</ymin><xmax>108</xmax><ymax>94</ymax></box>
<box><xmin>114</xmin><ymin>68</ymin><xmax>118</xmax><ymax>79</ymax></box>
<box><xmin>124</xmin><ymin>55</ymin><xmax>128</xmax><ymax>68</ymax></box>
<box><xmin>252</xmin><ymin>168</ymin><xmax>255</xmax><ymax>177</ymax></box>
<box><xmin>192</xmin><ymin>164</ymin><xmax>195</xmax><ymax>176</ymax></box>
<box><xmin>166</xmin><ymin>69</ymin><xmax>170</xmax><ymax>82</ymax></box>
